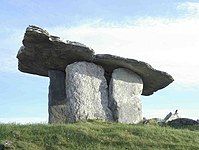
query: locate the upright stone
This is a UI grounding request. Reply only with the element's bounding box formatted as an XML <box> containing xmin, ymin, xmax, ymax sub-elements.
<box><xmin>65</xmin><ymin>61</ymin><xmax>113</xmax><ymax>122</ymax></box>
<box><xmin>48</xmin><ymin>70</ymin><xmax>67</xmax><ymax>123</ymax></box>
<box><xmin>109</xmin><ymin>68</ymin><xmax>143</xmax><ymax>124</ymax></box>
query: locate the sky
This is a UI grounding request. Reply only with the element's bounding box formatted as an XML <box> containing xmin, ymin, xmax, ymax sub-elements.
<box><xmin>0</xmin><ymin>0</ymin><xmax>199</xmax><ymax>124</ymax></box>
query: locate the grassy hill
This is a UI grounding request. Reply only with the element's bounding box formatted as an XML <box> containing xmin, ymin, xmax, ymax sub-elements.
<box><xmin>0</xmin><ymin>120</ymin><xmax>199</xmax><ymax>150</ymax></box>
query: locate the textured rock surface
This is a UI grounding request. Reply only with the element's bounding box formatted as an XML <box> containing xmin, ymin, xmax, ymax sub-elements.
<box><xmin>48</xmin><ymin>70</ymin><xmax>67</xmax><ymax>123</ymax></box>
<box><xmin>109</xmin><ymin>68</ymin><xmax>143</xmax><ymax>124</ymax></box>
<box><xmin>163</xmin><ymin>111</ymin><xmax>179</xmax><ymax>123</ymax></box>
<box><xmin>17</xmin><ymin>25</ymin><xmax>94</xmax><ymax>77</ymax></box>
<box><xmin>0</xmin><ymin>144</ymin><xmax>5</xmax><ymax>150</ymax></box>
<box><xmin>65</xmin><ymin>62</ymin><xmax>112</xmax><ymax>122</ymax></box>
<box><xmin>167</xmin><ymin>118</ymin><xmax>199</xmax><ymax>126</ymax></box>
<box><xmin>94</xmin><ymin>54</ymin><xmax>174</xmax><ymax>96</ymax></box>
<box><xmin>17</xmin><ymin>26</ymin><xmax>174</xmax><ymax>95</ymax></box>
<box><xmin>48</xmin><ymin>105</ymin><xmax>67</xmax><ymax>124</ymax></box>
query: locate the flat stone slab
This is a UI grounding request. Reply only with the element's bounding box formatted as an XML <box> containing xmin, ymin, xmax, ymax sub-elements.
<box><xmin>94</xmin><ymin>54</ymin><xmax>174</xmax><ymax>95</ymax></box>
<box><xmin>17</xmin><ymin>26</ymin><xmax>174</xmax><ymax>95</ymax></box>
<box><xmin>167</xmin><ymin>118</ymin><xmax>199</xmax><ymax>126</ymax></box>
<box><xmin>17</xmin><ymin>25</ymin><xmax>94</xmax><ymax>76</ymax></box>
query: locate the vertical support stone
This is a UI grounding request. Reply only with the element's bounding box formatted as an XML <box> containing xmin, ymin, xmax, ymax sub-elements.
<box><xmin>48</xmin><ymin>70</ymin><xmax>67</xmax><ymax>123</ymax></box>
<box><xmin>109</xmin><ymin>68</ymin><xmax>143</xmax><ymax>124</ymax></box>
<box><xmin>65</xmin><ymin>61</ymin><xmax>113</xmax><ymax>123</ymax></box>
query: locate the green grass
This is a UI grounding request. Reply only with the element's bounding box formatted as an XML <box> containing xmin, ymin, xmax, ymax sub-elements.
<box><xmin>0</xmin><ymin>120</ymin><xmax>199</xmax><ymax>150</ymax></box>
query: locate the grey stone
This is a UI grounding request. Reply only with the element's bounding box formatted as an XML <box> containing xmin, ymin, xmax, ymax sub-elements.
<box><xmin>163</xmin><ymin>112</ymin><xmax>172</xmax><ymax>122</ymax></box>
<box><xmin>3</xmin><ymin>141</ymin><xmax>13</xmax><ymax>149</ymax></box>
<box><xmin>109</xmin><ymin>68</ymin><xmax>143</xmax><ymax>124</ymax></box>
<box><xmin>163</xmin><ymin>111</ymin><xmax>179</xmax><ymax>123</ymax></box>
<box><xmin>168</xmin><ymin>118</ymin><xmax>199</xmax><ymax>126</ymax></box>
<box><xmin>17</xmin><ymin>26</ymin><xmax>173</xmax><ymax>96</ymax></box>
<box><xmin>65</xmin><ymin>61</ymin><xmax>113</xmax><ymax>122</ymax></box>
<box><xmin>48</xmin><ymin>70</ymin><xmax>67</xmax><ymax>123</ymax></box>
<box><xmin>48</xmin><ymin>105</ymin><xmax>67</xmax><ymax>124</ymax></box>
<box><xmin>0</xmin><ymin>144</ymin><xmax>4</xmax><ymax>150</ymax></box>
<box><xmin>17</xmin><ymin>25</ymin><xmax>94</xmax><ymax>77</ymax></box>
<box><xmin>94</xmin><ymin>54</ymin><xmax>174</xmax><ymax>96</ymax></box>
<box><xmin>143</xmin><ymin>118</ymin><xmax>162</xmax><ymax>125</ymax></box>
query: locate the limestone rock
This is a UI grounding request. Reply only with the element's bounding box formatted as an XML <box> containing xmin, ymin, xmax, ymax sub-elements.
<box><xmin>48</xmin><ymin>105</ymin><xmax>67</xmax><ymax>124</ymax></box>
<box><xmin>143</xmin><ymin>118</ymin><xmax>162</xmax><ymax>125</ymax></box>
<box><xmin>168</xmin><ymin>118</ymin><xmax>199</xmax><ymax>126</ymax></box>
<box><xmin>109</xmin><ymin>68</ymin><xmax>143</xmax><ymax>124</ymax></box>
<box><xmin>94</xmin><ymin>54</ymin><xmax>174</xmax><ymax>96</ymax></box>
<box><xmin>163</xmin><ymin>111</ymin><xmax>179</xmax><ymax>123</ymax></box>
<box><xmin>17</xmin><ymin>26</ymin><xmax>174</xmax><ymax>96</ymax></box>
<box><xmin>48</xmin><ymin>70</ymin><xmax>67</xmax><ymax>123</ymax></box>
<box><xmin>65</xmin><ymin>61</ymin><xmax>113</xmax><ymax>122</ymax></box>
<box><xmin>17</xmin><ymin>25</ymin><xmax>94</xmax><ymax>77</ymax></box>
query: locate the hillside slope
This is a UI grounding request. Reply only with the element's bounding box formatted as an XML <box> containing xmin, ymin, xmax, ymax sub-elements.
<box><xmin>0</xmin><ymin>120</ymin><xmax>199</xmax><ymax>150</ymax></box>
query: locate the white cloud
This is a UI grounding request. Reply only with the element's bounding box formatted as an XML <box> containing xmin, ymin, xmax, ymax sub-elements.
<box><xmin>2</xmin><ymin>2</ymin><xmax>199</xmax><ymax>87</ymax></box>
<box><xmin>177</xmin><ymin>2</ymin><xmax>199</xmax><ymax>16</ymax></box>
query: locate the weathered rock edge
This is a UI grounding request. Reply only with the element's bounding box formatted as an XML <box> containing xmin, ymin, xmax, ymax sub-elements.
<box><xmin>48</xmin><ymin>70</ymin><xmax>67</xmax><ymax>123</ymax></box>
<box><xmin>17</xmin><ymin>25</ymin><xmax>95</xmax><ymax>76</ymax></box>
<box><xmin>17</xmin><ymin>25</ymin><xmax>174</xmax><ymax>96</ymax></box>
<box><xmin>94</xmin><ymin>54</ymin><xmax>174</xmax><ymax>95</ymax></box>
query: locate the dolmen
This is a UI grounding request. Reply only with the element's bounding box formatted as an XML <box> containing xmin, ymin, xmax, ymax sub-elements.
<box><xmin>17</xmin><ymin>26</ymin><xmax>174</xmax><ymax>124</ymax></box>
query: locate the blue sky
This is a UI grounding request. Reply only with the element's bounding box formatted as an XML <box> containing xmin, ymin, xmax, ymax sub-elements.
<box><xmin>0</xmin><ymin>0</ymin><xmax>199</xmax><ymax>123</ymax></box>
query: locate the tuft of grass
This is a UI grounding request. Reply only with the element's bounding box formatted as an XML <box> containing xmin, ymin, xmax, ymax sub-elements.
<box><xmin>0</xmin><ymin>120</ymin><xmax>198</xmax><ymax>150</ymax></box>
